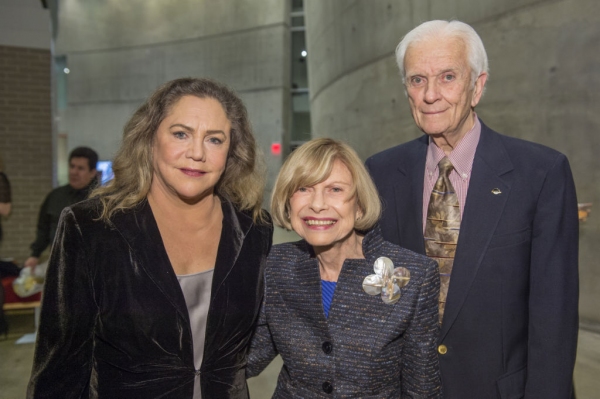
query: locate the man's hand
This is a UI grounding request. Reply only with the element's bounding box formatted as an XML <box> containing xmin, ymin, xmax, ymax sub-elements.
<box><xmin>24</xmin><ymin>256</ymin><xmax>39</xmax><ymax>268</ymax></box>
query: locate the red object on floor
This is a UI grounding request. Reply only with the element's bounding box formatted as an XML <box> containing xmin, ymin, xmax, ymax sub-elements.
<box><xmin>2</xmin><ymin>276</ymin><xmax>42</xmax><ymax>303</ymax></box>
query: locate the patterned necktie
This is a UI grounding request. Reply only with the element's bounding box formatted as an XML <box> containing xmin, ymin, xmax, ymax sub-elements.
<box><xmin>424</xmin><ymin>157</ymin><xmax>461</xmax><ymax>324</ymax></box>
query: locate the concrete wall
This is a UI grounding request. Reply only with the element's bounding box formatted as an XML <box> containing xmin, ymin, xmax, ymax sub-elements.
<box><xmin>0</xmin><ymin>0</ymin><xmax>52</xmax><ymax>262</ymax></box>
<box><xmin>305</xmin><ymin>0</ymin><xmax>600</xmax><ymax>325</ymax></box>
<box><xmin>0</xmin><ymin>0</ymin><xmax>52</xmax><ymax>50</ymax></box>
<box><xmin>55</xmin><ymin>0</ymin><xmax>290</xmax><ymax>201</ymax></box>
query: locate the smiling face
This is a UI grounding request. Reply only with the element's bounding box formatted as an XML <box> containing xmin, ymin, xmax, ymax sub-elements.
<box><xmin>150</xmin><ymin>95</ymin><xmax>231</xmax><ymax>203</ymax></box>
<box><xmin>289</xmin><ymin>160</ymin><xmax>363</xmax><ymax>252</ymax></box>
<box><xmin>404</xmin><ymin>35</ymin><xmax>487</xmax><ymax>144</ymax></box>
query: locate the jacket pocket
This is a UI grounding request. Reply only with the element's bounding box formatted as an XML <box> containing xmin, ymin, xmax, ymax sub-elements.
<box><xmin>487</xmin><ymin>228</ymin><xmax>531</xmax><ymax>250</ymax></box>
<box><xmin>496</xmin><ymin>366</ymin><xmax>526</xmax><ymax>399</ymax></box>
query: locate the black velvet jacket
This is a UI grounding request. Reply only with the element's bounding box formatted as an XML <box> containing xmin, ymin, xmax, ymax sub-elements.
<box><xmin>27</xmin><ymin>198</ymin><xmax>272</xmax><ymax>399</ymax></box>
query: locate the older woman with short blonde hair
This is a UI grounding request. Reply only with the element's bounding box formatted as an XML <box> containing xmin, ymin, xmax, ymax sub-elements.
<box><xmin>270</xmin><ymin>138</ymin><xmax>380</xmax><ymax>231</ymax></box>
<box><xmin>248</xmin><ymin>138</ymin><xmax>441</xmax><ymax>398</ymax></box>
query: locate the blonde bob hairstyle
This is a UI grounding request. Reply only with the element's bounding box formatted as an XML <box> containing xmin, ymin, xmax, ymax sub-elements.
<box><xmin>92</xmin><ymin>77</ymin><xmax>266</xmax><ymax>222</ymax></box>
<box><xmin>271</xmin><ymin>138</ymin><xmax>381</xmax><ymax>231</ymax></box>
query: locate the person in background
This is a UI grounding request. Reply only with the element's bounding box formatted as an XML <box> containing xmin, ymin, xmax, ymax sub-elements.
<box><xmin>366</xmin><ymin>20</ymin><xmax>579</xmax><ymax>398</ymax></box>
<box><xmin>0</xmin><ymin>155</ymin><xmax>11</xmax><ymax>240</ymax></box>
<box><xmin>27</xmin><ymin>77</ymin><xmax>272</xmax><ymax>399</ymax></box>
<box><xmin>0</xmin><ymin>155</ymin><xmax>12</xmax><ymax>337</ymax></box>
<box><xmin>24</xmin><ymin>146</ymin><xmax>98</xmax><ymax>268</ymax></box>
<box><xmin>247</xmin><ymin>138</ymin><xmax>440</xmax><ymax>398</ymax></box>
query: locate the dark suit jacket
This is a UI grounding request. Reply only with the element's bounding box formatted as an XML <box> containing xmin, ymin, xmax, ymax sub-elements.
<box><xmin>247</xmin><ymin>228</ymin><xmax>442</xmax><ymax>398</ymax></box>
<box><xmin>366</xmin><ymin>120</ymin><xmax>579</xmax><ymax>399</ymax></box>
<box><xmin>27</xmin><ymin>198</ymin><xmax>272</xmax><ymax>399</ymax></box>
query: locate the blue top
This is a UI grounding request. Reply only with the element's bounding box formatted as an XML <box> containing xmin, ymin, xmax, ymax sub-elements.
<box><xmin>321</xmin><ymin>280</ymin><xmax>337</xmax><ymax>318</ymax></box>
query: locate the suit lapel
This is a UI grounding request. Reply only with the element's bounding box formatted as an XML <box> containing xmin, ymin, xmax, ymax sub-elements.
<box><xmin>282</xmin><ymin>247</ymin><xmax>330</xmax><ymax>333</ymax></box>
<box><xmin>327</xmin><ymin>231</ymin><xmax>411</xmax><ymax>339</ymax></box>
<box><xmin>109</xmin><ymin>199</ymin><xmax>253</xmax><ymax>329</ymax></box>
<box><xmin>203</xmin><ymin>201</ymin><xmax>254</xmax><ymax>354</ymax></box>
<box><xmin>395</xmin><ymin>136</ymin><xmax>428</xmax><ymax>253</ymax></box>
<box><xmin>329</xmin><ymin>260</ymin><xmax>396</xmax><ymax>331</ymax></box>
<box><xmin>110</xmin><ymin>200</ymin><xmax>189</xmax><ymax>322</ymax></box>
<box><xmin>211</xmin><ymin>200</ymin><xmax>252</xmax><ymax>299</ymax></box>
<box><xmin>440</xmin><ymin>124</ymin><xmax>514</xmax><ymax>339</ymax></box>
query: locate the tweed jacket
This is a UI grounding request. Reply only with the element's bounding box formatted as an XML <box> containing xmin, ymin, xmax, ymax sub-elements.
<box><xmin>27</xmin><ymin>198</ymin><xmax>272</xmax><ymax>399</ymax></box>
<box><xmin>366</xmin><ymin>119</ymin><xmax>579</xmax><ymax>398</ymax></box>
<box><xmin>247</xmin><ymin>228</ymin><xmax>441</xmax><ymax>398</ymax></box>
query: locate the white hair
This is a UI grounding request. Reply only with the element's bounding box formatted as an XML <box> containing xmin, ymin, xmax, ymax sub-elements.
<box><xmin>395</xmin><ymin>20</ymin><xmax>489</xmax><ymax>88</ymax></box>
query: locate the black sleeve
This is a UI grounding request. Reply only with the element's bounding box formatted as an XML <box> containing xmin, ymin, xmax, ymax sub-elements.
<box><xmin>0</xmin><ymin>173</ymin><xmax>11</xmax><ymax>203</ymax></box>
<box><xmin>30</xmin><ymin>193</ymin><xmax>52</xmax><ymax>257</ymax></box>
<box><xmin>27</xmin><ymin>207</ymin><xmax>97</xmax><ymax>398</ymax></box>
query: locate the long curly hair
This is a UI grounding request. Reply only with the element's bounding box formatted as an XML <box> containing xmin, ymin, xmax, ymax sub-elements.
<box><xmin>92</xmin><ymin>77</ymin><xmax>266</xmax><ymax>222</ymax></box>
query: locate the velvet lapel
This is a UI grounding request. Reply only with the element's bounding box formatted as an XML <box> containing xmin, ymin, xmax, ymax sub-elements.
<box><xmin>210</xmin><ymin>199</ymin><xmax>253</xmax><ymax>300</ymax></box>
<box><xmin>108</xmin><ymin>199</ymin><xmax>253</xmax><ymax>330</ymax></box>
<box><xmin>109</xmin><ymin>200</ymin><xmax>189</xmax><ymax>323</ymax></box>
<box><xmin>395</xmin><ymin>136</ymin><xmax>428</xmax><ymax>254</ymax></box>
<box><xmin>202</xmin><ymin>200</ymin><xmax>253</xmax><ymax>357</ymax></box>
<box><xmin>440</xmin><ymin>122</ymin><xmax>514</xmax><ymax>339</ymax></box>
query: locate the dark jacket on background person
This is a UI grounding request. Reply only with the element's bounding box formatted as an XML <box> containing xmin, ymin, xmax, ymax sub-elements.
<box><xmin>247</xmin><ymin>227</ymin><xmax>441</xmax><ymax>398</ymax></box>
<box><xmin>0</xmin><ymin>171</ymin><xmax>11</xmax><ymax>242</ymax></box>
<box><xmin>366</xmin><ymin>120</ymin><xmax>579</xmax><ymax>399</ymax></box>
<box><xmin>27</xmin><ymin>198</ymin><xmax>273</xmax><ymax>399</ymax></box>
<box><xmin>29</xmin><ymin>182</ymin><xmax>95</xmax><ymax>257</ymax></box>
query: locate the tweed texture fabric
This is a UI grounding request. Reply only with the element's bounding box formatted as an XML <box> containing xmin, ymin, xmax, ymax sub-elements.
<box><xmin>424</xmin><ymin>157</ymin><xmax>461</xmax><ymax>323</ymax></box>
<box><xmin>247</xmin><ymin>227</ymin><xmax>441</xmax><ymax>398</ymax></box>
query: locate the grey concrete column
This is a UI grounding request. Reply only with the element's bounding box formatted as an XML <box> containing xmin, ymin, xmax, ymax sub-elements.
<box><xmin>54</xmin><ymin>0</ymin><xmax>291</xmax><ymax>204</ymax></box>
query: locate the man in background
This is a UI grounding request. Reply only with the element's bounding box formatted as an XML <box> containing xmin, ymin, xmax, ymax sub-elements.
<box><xmin>24</xmin><ymin>147</ymin><xmax>98</xmax><ymax>268</ymax></box>
<box><xmin>366</xmin><ymin>20</ymin><xmax>578</xmax><ymax>398</ymax></box>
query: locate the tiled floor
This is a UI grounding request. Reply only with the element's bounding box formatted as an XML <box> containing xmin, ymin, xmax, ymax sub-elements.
<box><xmin>1</xmin><ymin>227</ymin><xmax>598</xmax><ymax>399</ymax></box>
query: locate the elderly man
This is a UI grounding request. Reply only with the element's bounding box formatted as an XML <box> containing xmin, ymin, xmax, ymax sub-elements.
<box><xmin>366</xmin><ymin>20</ymin><xmax>578</xmax><ymax>398</ymax></box>
<box><xmin>24</xmin><ymin>146</ymin><xmax>98</xmax><ymax>268</ymax></box>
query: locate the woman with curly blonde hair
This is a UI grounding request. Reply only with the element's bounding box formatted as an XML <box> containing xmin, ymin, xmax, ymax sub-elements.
<box><xmin>28</xmin><ymin>78</ymin><xmax>272</xmax><ymax>399</ymax></box>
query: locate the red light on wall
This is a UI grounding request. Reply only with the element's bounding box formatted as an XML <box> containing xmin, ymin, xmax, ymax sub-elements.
<box><xmin>271</xmin><ymin>142</ymin><xmax>282</xmax><ymax>156</ymax></box>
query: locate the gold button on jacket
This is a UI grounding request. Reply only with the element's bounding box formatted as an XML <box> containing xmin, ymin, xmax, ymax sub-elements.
<box><xmin>438</xmin><ymin>345</ymin><xmax>448</xmax><ymax>355</ymax></box>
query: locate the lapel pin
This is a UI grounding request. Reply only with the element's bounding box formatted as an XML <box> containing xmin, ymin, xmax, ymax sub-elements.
<box><xmin>491</xmin><ymin>188</ymin><xmax>502</xmax><ymax>195</ymax></box>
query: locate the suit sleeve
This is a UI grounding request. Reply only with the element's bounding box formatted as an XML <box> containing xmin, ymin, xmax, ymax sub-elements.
<box><xmin>27</xmin><ymin>208</ymin><xmax>97</xmax><ymax>398</ymax></box>
<box><xmin>245</xmin><ymin>280</ymin><xmax>278</xmax><ymax>379</ymax></box>
<box><xmin>401</xmin><ymin>259</ymin><xmax>442</xmax><ymax>398</ymax></box>
<box><xmin>525</xmin><ymin>153</ymin><xmax>579</xmax><ymax>398</ymax></box>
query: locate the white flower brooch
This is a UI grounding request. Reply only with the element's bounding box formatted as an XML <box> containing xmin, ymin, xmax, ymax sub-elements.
<box><xmin>362</xmin><ymin>257</ymin><xmax>411</xmax><ymax>304</ymax></box>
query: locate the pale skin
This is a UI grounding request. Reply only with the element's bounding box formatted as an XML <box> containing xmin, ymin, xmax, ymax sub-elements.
<box><xmin>289</xmin><ymin>160</ymin><xmax>364</xmax><ymax>282</ymax></box>
<box><xmin>404</xmin><ymin>35</ymin><xmax>488</xmax><ymax>155</ymax></box>
<box><xmin>148</xmin><ymin>95</ymin><xmax>231</xmax><ymax>276</ymax></box>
